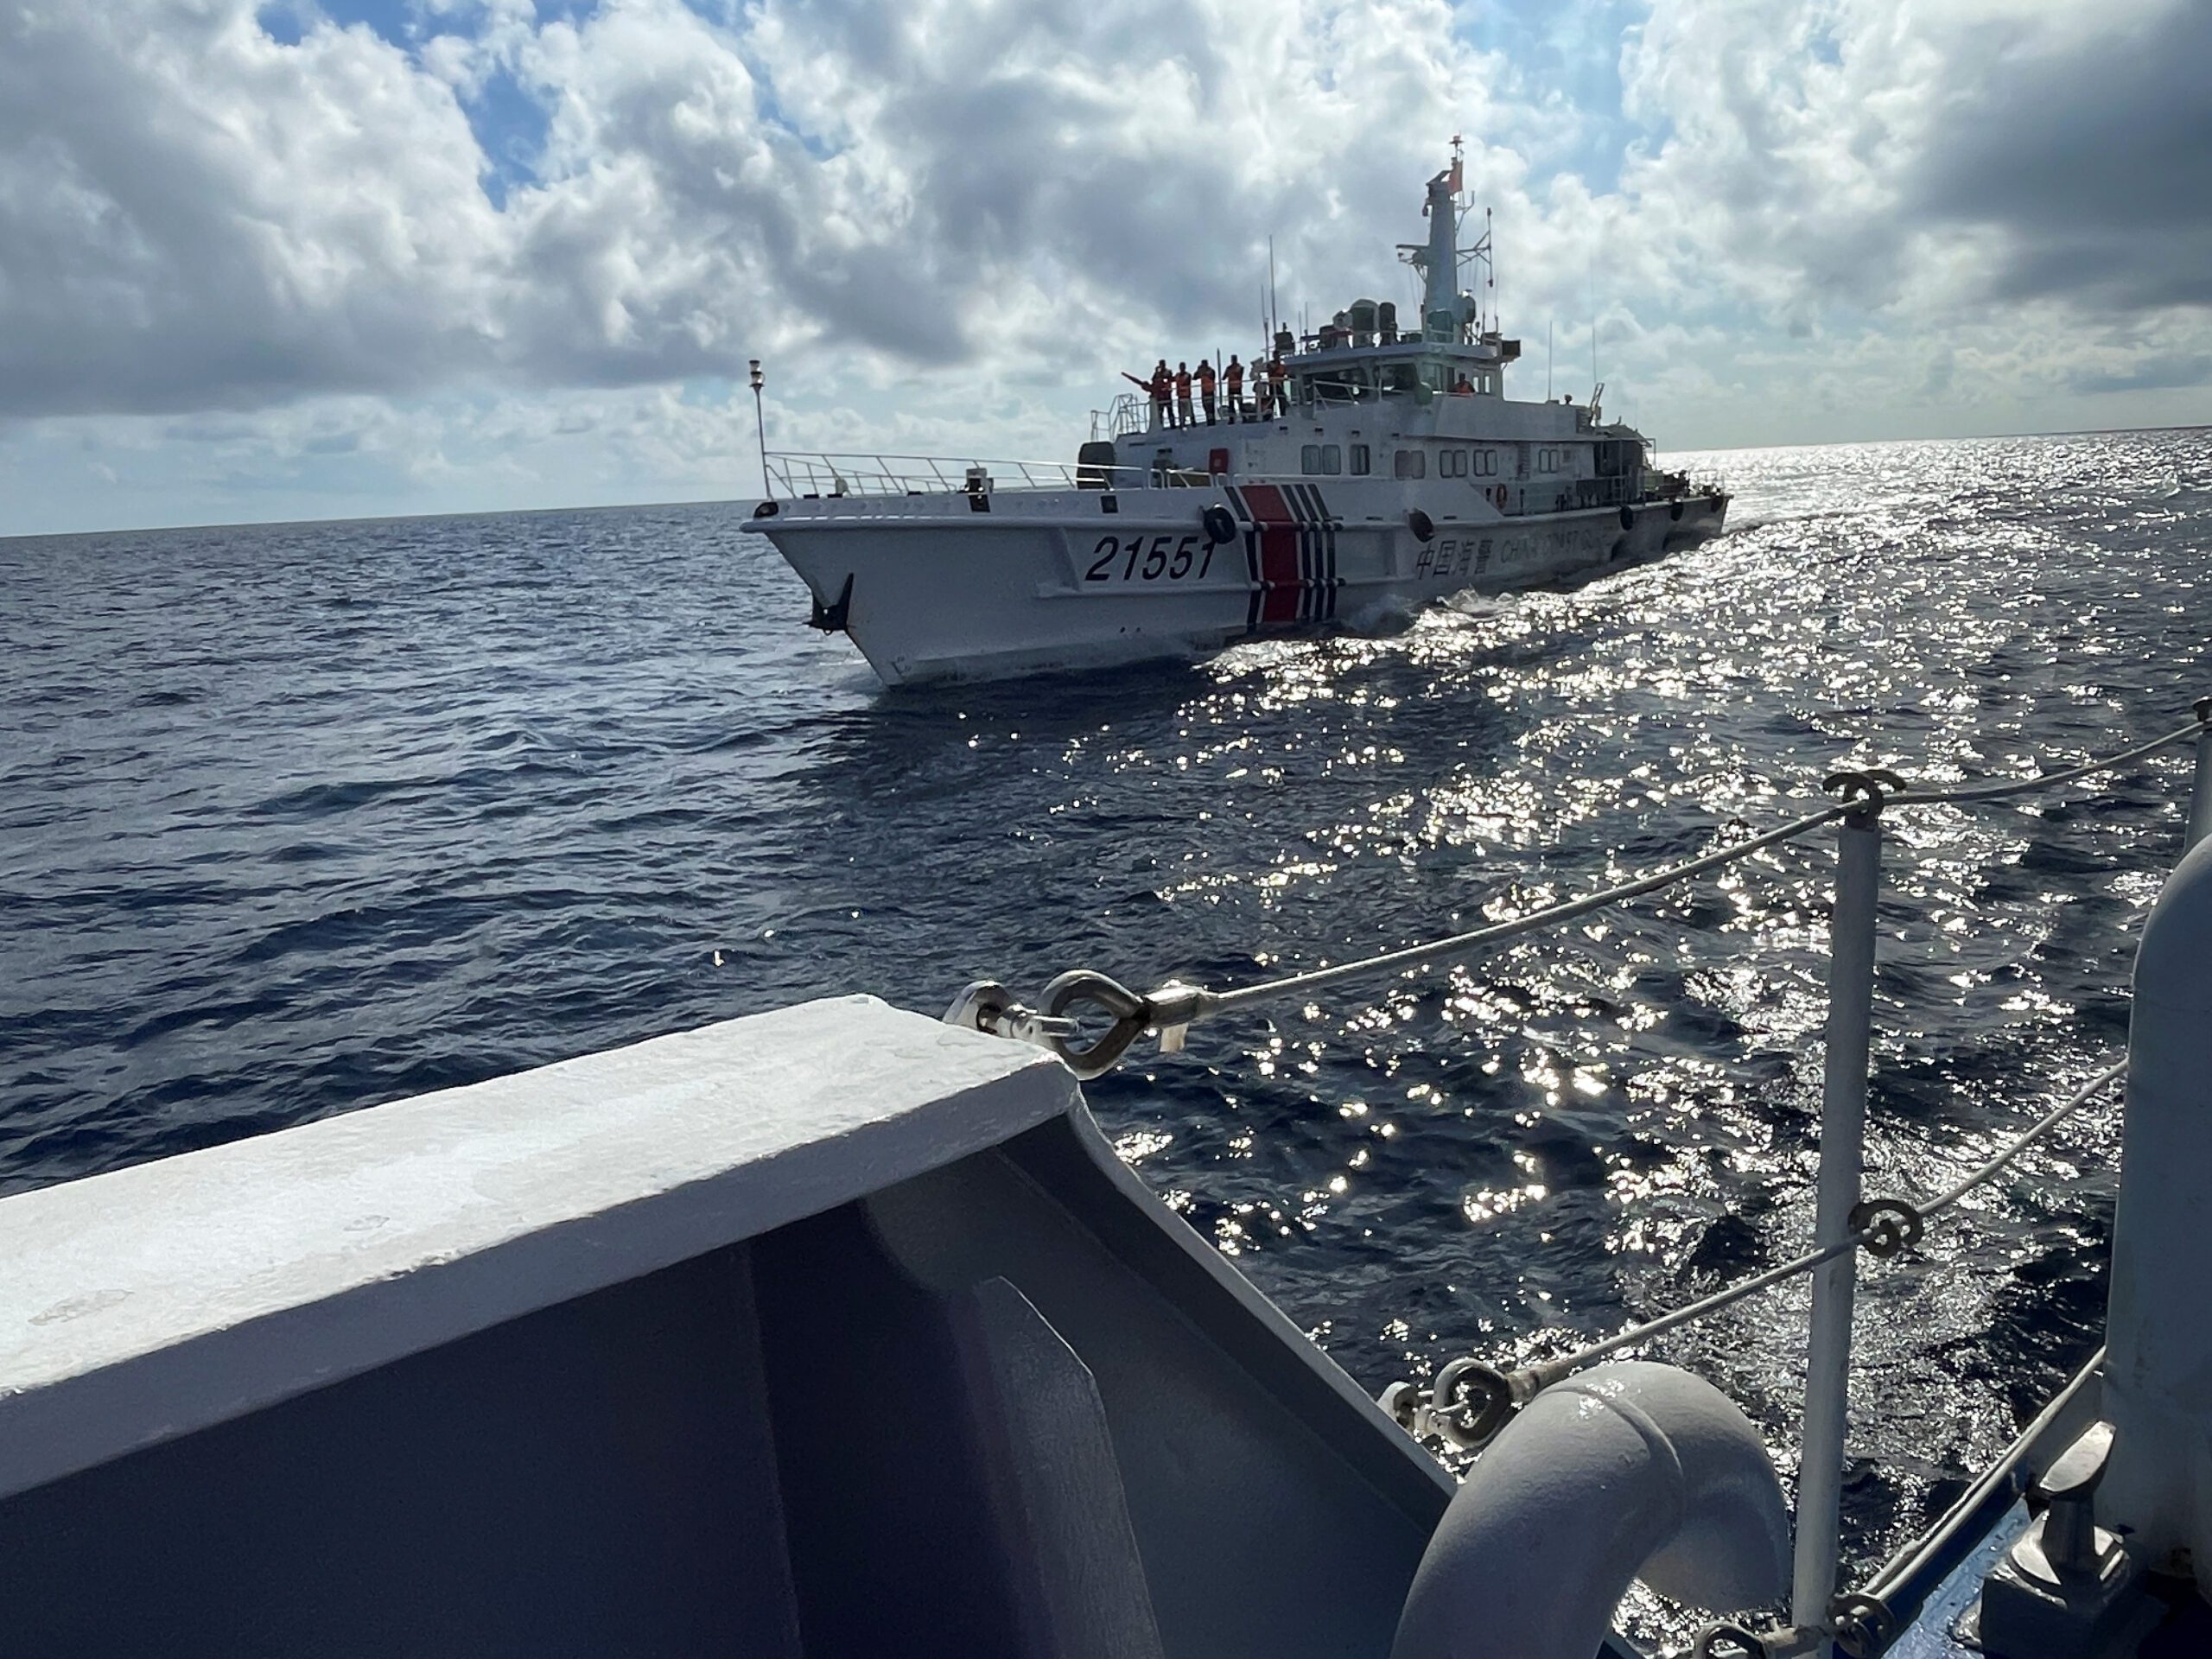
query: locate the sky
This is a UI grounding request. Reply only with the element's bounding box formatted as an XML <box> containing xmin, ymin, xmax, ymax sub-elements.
<box><xmin>1</xmin><ymin>0</ymin><xmax>2207</xmax><ymax>536</ymax></box>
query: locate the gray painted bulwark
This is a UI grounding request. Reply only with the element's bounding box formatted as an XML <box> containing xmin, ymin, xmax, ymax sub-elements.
<box><xmin>0</xmin><ymin>995</ymin><xmax>1077</xmax><ymax>1499</ymax></box>
<box><xmin>0</xmin><ymin>995</ymin><xmax>1465</xmax><ymax>1657</ymax></box>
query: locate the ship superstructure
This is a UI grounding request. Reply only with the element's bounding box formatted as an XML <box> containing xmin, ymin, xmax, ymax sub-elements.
<box><xmin>746</xmin><ymin>144</ymin><xmax>1726</xmax><ymax>686</ymax></box>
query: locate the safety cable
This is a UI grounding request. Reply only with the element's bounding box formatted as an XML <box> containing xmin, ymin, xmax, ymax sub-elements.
<box><xmin>1886</xmin><ymin>711</ymin><xmax>2209</xmax><ymax>808</ymax></box>
<box><xmin>1211</xmin><ymin>802</ymin><xmax>1849</xmax><ymax>1011</ymax></box>
<box><xmin>1917</xmin><ymin>1059</ymin><xmax>2126</xmax><ymax>1219</ymax></box>
<box><xmin>952</xmin><ymin>699</ymin><xmax>2209</xmax><ymax>1082</ymax></box>
<box><xmin>1403</xmin><ymin>1063</ymin><xmax>2126</xmax><ymax>1450</ymax></box>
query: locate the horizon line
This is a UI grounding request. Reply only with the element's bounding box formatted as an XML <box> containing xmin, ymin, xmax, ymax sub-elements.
<box><xmin>4</xmin><ymin>419</ymin><xmax>2206</xmax><ymax>544</ymax></box>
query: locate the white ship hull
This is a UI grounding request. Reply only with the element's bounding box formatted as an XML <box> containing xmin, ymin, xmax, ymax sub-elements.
<box><xmin>749</xmin><ymin>483</ymin><xmax>1727</xmax><ymax>686</ymax></box>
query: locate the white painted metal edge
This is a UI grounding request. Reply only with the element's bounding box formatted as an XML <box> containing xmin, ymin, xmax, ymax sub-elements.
<box><xmin>0</xmin><ymin>995</ymin><xmax>1077</xmax><ymax>1500</ymax></box>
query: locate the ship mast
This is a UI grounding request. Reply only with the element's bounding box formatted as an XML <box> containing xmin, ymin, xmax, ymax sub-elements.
<box><xmin>1400</xmin><ymin>137</ymin><xmax>1483</xmax><ymax>343</ymax></box>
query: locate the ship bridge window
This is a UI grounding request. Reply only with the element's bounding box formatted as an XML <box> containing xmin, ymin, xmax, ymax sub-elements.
<box><xmin>1381</xmin><ymin>362</ymin><xmax>1420</xmax><ymax>397</ymax></box>
<box><xmin>1301</xmin><ymin>443</ymin><xmax>1342</xmax><ymax>475</ymax></box>
<box><xmin>1440</xmin><ymin>448</ymin><xmax>1468</xmax><ymax>478</ymax></box>
<box><xmin>1394</xmin><ymin>449</ymin><xmax>1427</xmax><ymax>480</ymax></box>
<box><xmin>1475</xmin><ymin>448</ymin><xmax>1497</xmax><ymax>476</ymax></box>
<box><xmin>1351</xmin><ymin>443</ymin><xmax>1371</xmax><ymax>475</ymax></box>
<box><xmin>1308</xmin><ymin>365</ymin><xmax>1373</xmax><ymax>404</ymax></box>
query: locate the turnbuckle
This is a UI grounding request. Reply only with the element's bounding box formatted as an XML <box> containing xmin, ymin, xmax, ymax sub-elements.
<box><xmin>943</xmin><ymin>981</ymin><xmax>1079</xmax><ymax>1049</ymax></box>
<box><xmin>1692</xmin><ymin>1620</ymin><xmax>1823</xmax><ymax>1658</ymax></box>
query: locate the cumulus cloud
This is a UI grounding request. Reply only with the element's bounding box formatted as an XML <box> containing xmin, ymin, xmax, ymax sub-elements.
<box><xmin>0</xmin><ymin>0</ymin><xmax>1528</xmax><ymax>417</ymax></box>
<box><xmin>1906</xmin><ymin>1</ymin><xmax>2212</xmax><ymax>314</ymax></box>
<box><xmin>0</xmin><ymin>0</ymin><xmax>507</xmax><ymax>416</ymax></box>
<box><xmin>0</xmin><ymin>0</ymin><xmax>2206</xmax><ymax>528</ymax></box>
<box><xmin>1611</xmin><ymin>0</ymin><xmax>2212</xmax><ymax>327</ymax></box>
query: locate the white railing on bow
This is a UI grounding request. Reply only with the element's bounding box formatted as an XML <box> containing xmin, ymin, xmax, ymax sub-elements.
<box><xmin>766</xmin><ymin>450</ymin><xmax>1221</xmax><ymax>498</ymax></box>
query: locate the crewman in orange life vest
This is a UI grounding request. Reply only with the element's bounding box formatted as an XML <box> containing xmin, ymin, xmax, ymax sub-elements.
<box><xmin>1122</xmin><ymin>361</ymin><xmax>1172</xmax><ymax>429</ymax></box>
<box><xmin>1196</xmin><ymin>359</ymin><xmax>1217</xmax><ymax>425</ymax></box>
<box><xmin>1224</xmin><ymin>355</ymin><xmax>1245</xmax><ymax>421</ymax></box>
<box><xmin>1174</xmin><ymin>363</ymin><xmax>1194</xmax><ymax>429</ymax></box>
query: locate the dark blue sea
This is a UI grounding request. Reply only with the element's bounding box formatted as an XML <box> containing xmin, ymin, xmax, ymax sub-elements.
<box><xmin>3</xmin><ymin>428</ymin><xmax>2208</xmax><ymax>1623</ymax></box>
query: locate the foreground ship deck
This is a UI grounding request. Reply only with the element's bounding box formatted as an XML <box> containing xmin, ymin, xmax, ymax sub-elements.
<box><xmin>6</xmin><ymin>705</ymin><xmax>2207</xmax><ymax>1658</ymax></box>
<box><xmin>744</xmin><ymin>146</ymin><xmax>1727</xmax><ymax>686</ymax></box>
<box><xmin>0</xmin><ymin>998</ymin><xmax>1497</xmax><ymax>1658</ymax></box>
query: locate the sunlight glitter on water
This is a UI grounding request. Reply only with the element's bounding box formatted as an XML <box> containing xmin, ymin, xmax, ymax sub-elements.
<box><xmin>3</xmin><ymin>431</ymin><xmax>2208</xmax><ymax>1651</ymax></box>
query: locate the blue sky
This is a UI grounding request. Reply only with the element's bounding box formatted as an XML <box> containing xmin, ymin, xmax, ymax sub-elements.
<box><xmin>1</xmin><ymin>0</ymin><xmax>2206</xmax><ymax>536</ymax></box>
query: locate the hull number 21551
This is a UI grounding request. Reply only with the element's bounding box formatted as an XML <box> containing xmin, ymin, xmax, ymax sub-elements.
<box><xmin>1084</xmin><ymin>534</ymin><xmax>1213</xmax><ymax>582</ymax></box>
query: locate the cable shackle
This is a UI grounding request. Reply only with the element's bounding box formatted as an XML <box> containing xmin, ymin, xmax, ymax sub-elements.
<box><xmin>1847</xmin><ymin>1197</ymin><xmax>1925</xmax><ymax>1259</ymax></box>
<box><xmin>945</xmin><ymin>973</ymin><xmax>1224</xmax><ymax>1079</ymax></box>
<box><xmin>1427</xmin><ymin>1356</ymin><xmax>1532</xmax><ymax>1450</ymax></box>
<box><xmin>1822</xmin><ymin>766</ymin><xmax>1907</xmax><ymax>821</ymax></box>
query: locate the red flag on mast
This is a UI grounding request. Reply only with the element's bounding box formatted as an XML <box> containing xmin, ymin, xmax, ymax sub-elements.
<box><xmin>1447</xmin><ymin>137</ymin><xmax>1463</xmax><ymax>198</ymax></box>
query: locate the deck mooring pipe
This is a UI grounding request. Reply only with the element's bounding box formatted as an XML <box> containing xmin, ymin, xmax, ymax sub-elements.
<box><xmin>2102</xmin><ymin>832</ymin><xmax>2212</xmax><ymax>1586</ymax></box>
<box><xmin>1390</xmin><ymin>1362</ymin><xmax>1789</xmax><ymax>1659</ymax></box>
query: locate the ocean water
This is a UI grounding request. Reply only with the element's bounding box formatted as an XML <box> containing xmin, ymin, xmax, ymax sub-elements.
<box><xmin>3</xmin><ymin>428</ymin><xmax>2209</xmax><ymax>1630</ymax></box>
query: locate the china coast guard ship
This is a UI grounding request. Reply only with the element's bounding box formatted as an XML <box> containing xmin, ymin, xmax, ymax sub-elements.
<box><xmin>745</xmin><ymin>144</ymin><xmax>1728</xmax><ymax>687</ymax></box>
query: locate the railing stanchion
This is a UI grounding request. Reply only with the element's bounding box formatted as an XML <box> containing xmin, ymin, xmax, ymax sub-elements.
<box><xmin>2185</xmin><ymin>704</ymin><xmax>2211</xmax><ymax>855</ymax></box>
<box><xmin>1793</xmin><ymin>800</ymin><xmax>1884</xmax><ymax>1649</ymax></box>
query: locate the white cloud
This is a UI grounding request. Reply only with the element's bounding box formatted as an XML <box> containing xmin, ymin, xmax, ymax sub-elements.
<box><xmin>0</xmin><ymin>0</ymin><xmax>508</xmax><ymax>416</ymax></box>
<box><xmin>0</xmin><ymin>0</ymin><xmax>2206</xmax><ymax>531</ymax></box>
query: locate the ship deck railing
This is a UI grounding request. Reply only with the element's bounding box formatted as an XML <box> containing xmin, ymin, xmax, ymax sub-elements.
<box><xmin>1090</xmin><ymin>382</ymin><xmax>1617</xmax><ymax>444</ymax></box>
<box><xmin>959</xmin><ymin>699</ymin><xmax>2212</xmax><ymax>1657</ymax></box>
<box><xmin>766</xmin><ymin>450</ymin><xmax>1221</xmax><ymax>499</ymax></box>
<box><xmin>770</xmin><ymin>452</ymin><xmax>1708</xmax><ymax>517</ymax></box>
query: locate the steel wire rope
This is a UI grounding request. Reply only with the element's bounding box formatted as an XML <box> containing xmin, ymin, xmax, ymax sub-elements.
<box><xmin>1916</xmin><ymin>1059</ymin><xmax>2126</xmax><ymax>1219</ymax></box>
<box><xmin>1217</xmin><ymin>714</ymin><xmax>2209</xmax><ymax>1016</ymax></box>
<box><xmin>1208</xmin><ymin>802</ymin><xmax>1851</xmax><ymax>1013</ymax></box>
<box><xmin>1885</xmin><ymin>711</ymin><xmax>2208</xmax><ymax>809</ymax></box>
<box><xmin>1010</xmin><ymin>702</ymin><xmax>2212</xmax><ymax>1082</ymax></box>
<box><xmin>1423</xmin><ymin>1064</ymin><xmax>2127</xmax><ymax>1437</ymax></box>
